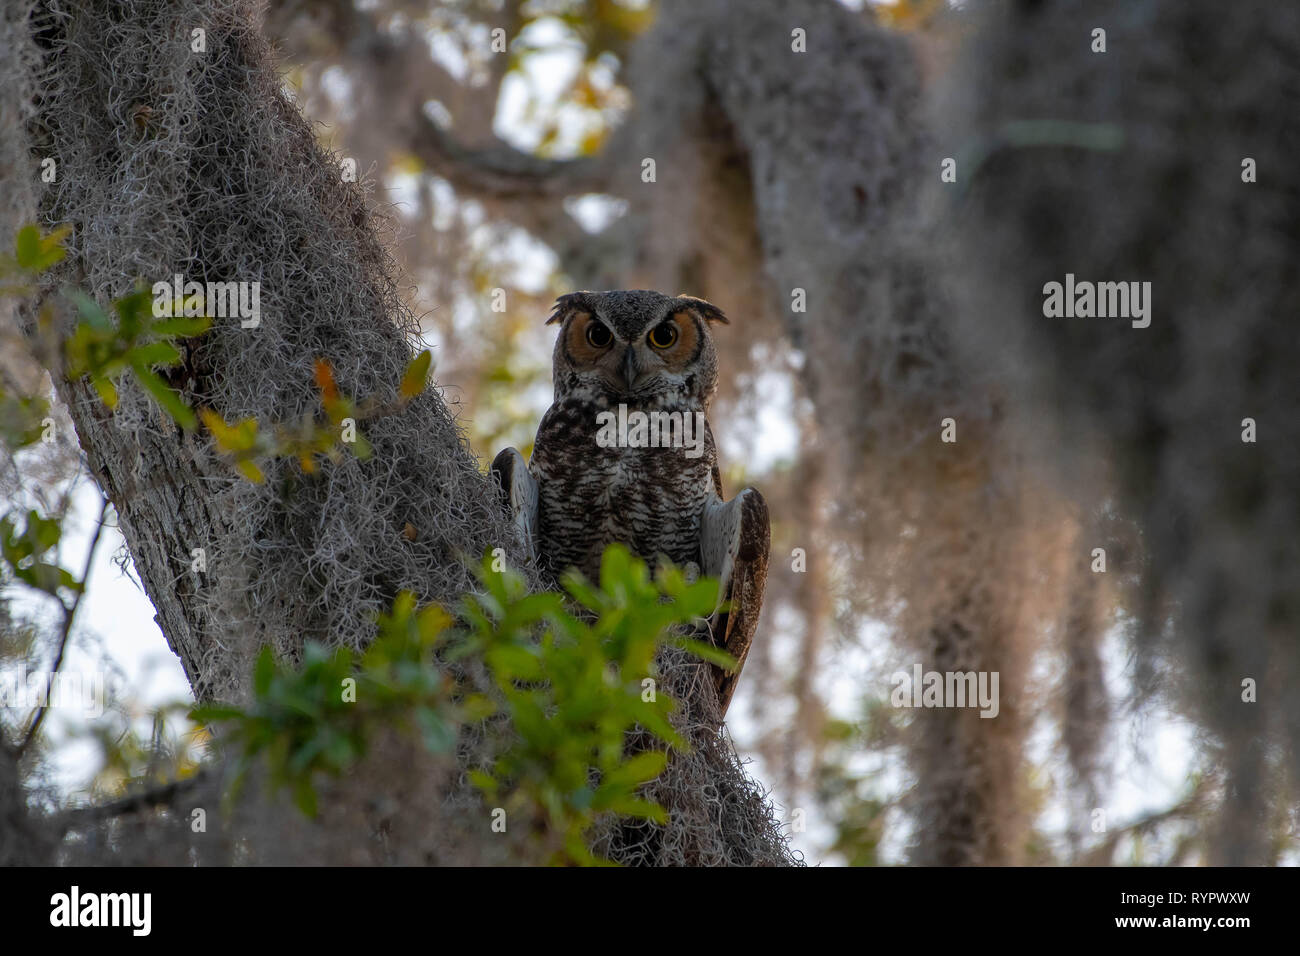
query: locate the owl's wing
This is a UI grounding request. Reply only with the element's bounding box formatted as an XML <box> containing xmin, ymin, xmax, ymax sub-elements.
<box><xmin>490</xmin><ymin>447</ymin><xmax>539</xmax><ymax>564</ymax></box>
<box><xmin>700</xmin><ymin>488</ymin><xmax>770</xmax><ymax>716</ymax></box>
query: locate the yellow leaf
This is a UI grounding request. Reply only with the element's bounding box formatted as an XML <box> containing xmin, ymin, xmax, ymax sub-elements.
<box><xmin>400</xmin><ymin>350</ymin><xmax>431</xmax><ymax>399</ymax></box>
<box><xmin>92</xmin><ymin>376</ymin><xmax>119</xmax><ymax>409</ymax></box>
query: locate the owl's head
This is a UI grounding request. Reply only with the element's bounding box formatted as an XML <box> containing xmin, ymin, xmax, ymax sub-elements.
<box><xmin>546</xmin><ymin>290</ymin><xmax>728</xmax><ymax>407</ymax></box>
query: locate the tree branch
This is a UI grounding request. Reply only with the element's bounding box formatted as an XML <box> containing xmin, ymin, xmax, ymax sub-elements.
<box><xmin>409</xmin><ymin>110</ymin><xmax>612</xmax><ymax>200</ymax></box>
<box><xmin>56</xmin><ymin>769</ymin><xmax>210</xmax><ymax>833</ymax></box>
<box><xmin>17</xmin><ymin>494</ymin><xmax>109</xmax><ymax>757</ymax></box>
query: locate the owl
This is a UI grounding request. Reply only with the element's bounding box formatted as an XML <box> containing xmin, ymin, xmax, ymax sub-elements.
<box><xmin>491</xmin><ymin>290</ymin><xmax>770</xmax><ymax>716</ymax></box>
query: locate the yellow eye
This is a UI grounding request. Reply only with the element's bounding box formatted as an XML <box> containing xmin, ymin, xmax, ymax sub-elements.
<box><xmin>585</xmin><ymin>321</ymin><xmax>613</xmax><ymax>348</ymax></box>
<box><xmin>648</xmin><ymin>323</ymin><xmax>678</xmax><ymax>349</ymax></box>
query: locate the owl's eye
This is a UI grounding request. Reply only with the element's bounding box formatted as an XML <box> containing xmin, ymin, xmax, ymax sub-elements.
<box><xmin>648</xmin><ymin>323</ymin><xmax>678</xmax><ymax>349</ymax></box>
<box><xmin>585</xmin><ymin>321</ymin><xmax>613</xmax><ymax>348</ymax></box>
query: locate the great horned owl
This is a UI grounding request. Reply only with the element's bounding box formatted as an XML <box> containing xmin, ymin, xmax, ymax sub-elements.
<box><xmin>491</xmin><ymin>290</ymin><xmax>770</xmax><ymax>716</ymax></box>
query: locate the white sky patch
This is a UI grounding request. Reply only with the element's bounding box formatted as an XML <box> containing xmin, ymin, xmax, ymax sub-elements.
<box><xmin>495</xmin><ymin>18</ymin><xmax>586</xmax><ymax>153</ymax></box>
<box><xmin>588</xmin><ymin>52</ymin><xmax>621</xmax><ymax>91</ymax></box>
<box><xmin>422</xmin><ymin>99</ymin><xmax>454</xmax><ymax>131</ymax></box>
<box><xmin>564</xmin><ymin>194</ymin><xmax>628</xmax><ymax>234</ymax></box>
<box><xmin>825</xmin><ymin>617</ymin><xmax>892</xmax><ymax>717</ymax></box>
<box><xmin>1098</xmin><ymin>622</ymin><xmax>1199</xmax><ymax>823</ymax></box>
<box><xmin>418</xmin><ymin>324</ymin><xmax>445</xmax><ymax>360</ymax></box>
<box><xmin>2</xmin><ymin>483</ymin><xmax>192</xmax><ymax>800</ymax></box>
<box><xmin>721</xmin><ymin>359</ymin><xmax>799</xmax><ymax>474</ymax></box>
<box><xmin>320</xmin><ymin>66</ymin><xmax>354</xmax><ymax>120</ymax></box>
<box><xmin>384</xmin><ymin>171</ymin><xmax>421</xmax><ymax>220</ymax></box>
<box><xmin>471</xmin><ymin>222</ymin><xmax>558</xmax><ymax>291</ymax></box>
<box><xmin>427</xmin><ymin>25</ymin><xmax>471</xmax><ymax>84</ymax></box>
<box><xmin>1026</xmin><ymin>616</ymin><xmax>1196</xmax><ymax>862</ymax></box>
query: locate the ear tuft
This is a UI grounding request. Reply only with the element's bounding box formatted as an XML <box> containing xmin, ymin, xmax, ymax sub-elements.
<box><xmin>674</xmin><ymin>294</ymin><xmax>728</xmax><ymax>324</ymax></box>
<box><xmin>548</xmin><ymin>291</ymin><xmax>595</xmax><ymax>326</ymax></box>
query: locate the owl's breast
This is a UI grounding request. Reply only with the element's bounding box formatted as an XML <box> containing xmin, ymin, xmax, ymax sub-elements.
<box><xmin>529</xmin><ymin>399</ymin><xmax>718</xmax><ymax>583</ymax></box>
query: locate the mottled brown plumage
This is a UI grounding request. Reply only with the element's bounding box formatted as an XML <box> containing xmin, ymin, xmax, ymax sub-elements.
<box><xmin>492</xmin><ymin>290</ymin><xmax>769</xmax><ymax>716</ymax></box>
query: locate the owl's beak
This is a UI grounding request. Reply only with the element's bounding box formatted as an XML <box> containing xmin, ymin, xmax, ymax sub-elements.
<box><xmin>619</xmin><ymin>346</ymin><xmax>641</xmax><ymax>391</ymax></box>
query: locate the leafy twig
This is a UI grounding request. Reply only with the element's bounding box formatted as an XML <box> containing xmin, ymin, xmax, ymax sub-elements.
<box><xmin>17</xmin><ymin>494</ymin><xmax>110</xmax><ymax>756</ymax></box>
<box><xmin>57</xmin><ymin>768</ymin><xmax>210</xmax><ymax>833</ymax></box>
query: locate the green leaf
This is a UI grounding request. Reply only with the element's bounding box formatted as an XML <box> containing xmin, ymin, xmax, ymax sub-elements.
<box><xmin>28</xmin><ymin>510</ymin><xmax>61</xmax><ymax>550</ymax></box>
<box><xmin>325</xmin><ymin>732</ymin><xmax>357</xmax><ymax>768</ymax></box>
<box><xmin>672</xmin><ymin>636</ymin><xmax>738</xmax><ymax>671</ymax></box>
<box><xmin>293</xmin><ymin>779</ymin><xmax>318</xmax><ymax>818</ymax></box>
<box><xmin>400</xmin><ymin>350</ymin><xmax>431</xmax><ymax>399</ymax></box>
<box><xmin>200</xmin><ymin>409</ymin><xmax>258</xmax><ymax>451</ymax></box>
<box><xmin>605</xmin><ymin>750</ymin><xmax>668</xmax><ymax>788</ymax></box>
<box><xmin>149</xmin><ymin>315</ymin><xmax>212</xmax><ymax>337</ymax></box>
<box><xmin>459</xmin><ymin>693</ymin><xmax>496</xmax><ymax>722</ymax></box>
<box><xmin>287</xmin><ymin>736</ymin><xmax>325</xmax><ymax>775</ymax></box>
<box><xmin>415</xmin><ymin>706</ymin><xmax>456</xmax><ymax>753</ymax></box>
<box><xmin>560</xmin><ymin>571</ymin><xmax>604</xmax><ymax>613</ymax></box>
<box><xmin>605</xmin><ymin>796</ymin><xmax>668</xmax><ymax>823</ymax></box>
<box><xmin>253</xmin><ymin>647</ymin><xmax>276</xmax><ymax>697</ymax></box>
<box><xmin>64</xmin><ymin>288</ymin><xmax>113</xmax><ymax>330</ymax></box>
<box><xmin>486</xmin><ymin>644</ymin><xmax>544</xmax><ymax>682</ymax></box>
<box><xmin>133</xmin><ymin>363</ymin><xmax>197</xmax><ymax>430</ymax></box>
<box><xmin>236</xmin><ymin>460</ymin><xmax>265</xmax><ymax>483</ymax></box>
<box><xmin>91</xmin><ymin>376</ymin><xmax>119</xmax><ymax>409</ymax></box>
<box><xmin>347</xmin><ymin>432</ymin><xmax>372</xmax><ymax>460</ymax></box>
<box><xmin>15</xmin><ymin>224</ymin><xmax>68</xmax><ymax>271</ymax></box>
<box><xmin>189</xmin><ymin>704</ymin><xmax>247</xmax><ymax>724</ymax></box>
<box><xmin>128</xmin><ymin>341</ymin><xmax>183</xmax><ymax>367</ymax></box>
<box><xmin>114</xmin><ymin>287</ymin><xmax>156</xmax><ymax>332</ymax></box>
<box><xmin>468</xmin><ymin>769</ymin><xmax>498</xmax><ymax>796</ymax></box>
<box><xmin>15</xmin><ymin>225</ymin><xmax>39</xmax><ymax>269</ymax></box>
<box><xmin>635</xmin><ymin>706</ymin><xmax>686</xmax><ymax>752</ymax></box>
